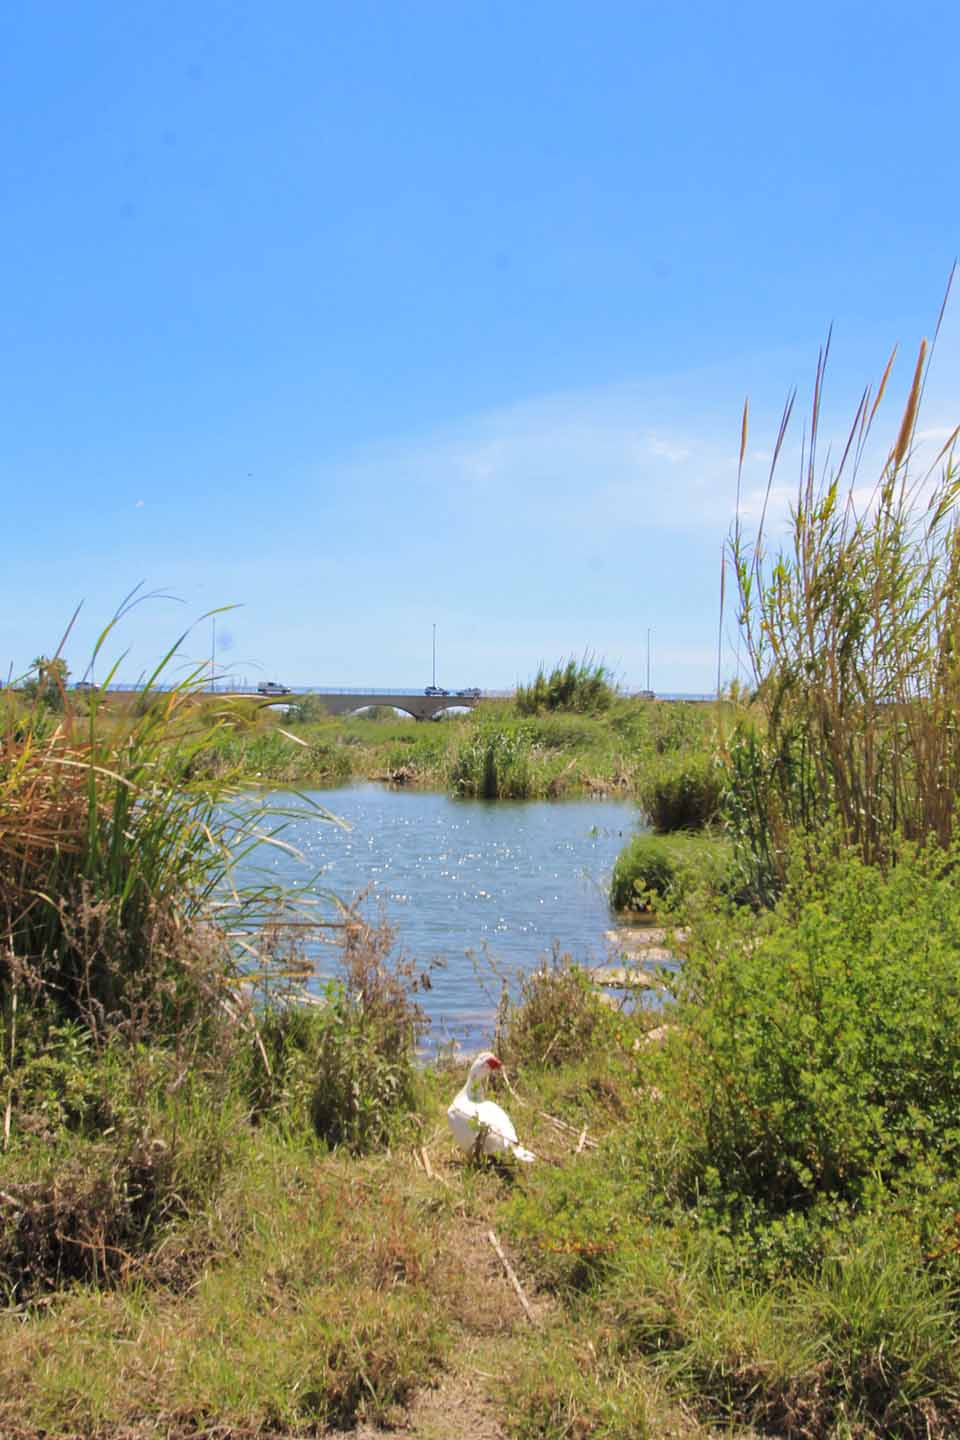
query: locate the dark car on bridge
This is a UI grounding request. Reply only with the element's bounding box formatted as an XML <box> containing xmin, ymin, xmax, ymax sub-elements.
<box><xmin>456</xmin><ymin>687</ymin><xmax>481</xmax><ymax>697</ymax></box>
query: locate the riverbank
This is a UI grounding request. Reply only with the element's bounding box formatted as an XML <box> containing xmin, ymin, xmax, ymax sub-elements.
<box><xmin>172</xmin><ymin>693</ymin><xmax>726</xmax><ymax>809</ymax></box>
<box><xmin>6</xmin><ymin>690</ymin><xmax>960</xmax><ymax>1437</ymax></box>
<box><xmin>7</xmin><ymin>866</ymin><xmax>960</xmax><ymax>1440</ymax></box>
<box><xmin>8</xmin><ymin>329</ymin><xmax>960</xmax><ymax>1436</ymax></box>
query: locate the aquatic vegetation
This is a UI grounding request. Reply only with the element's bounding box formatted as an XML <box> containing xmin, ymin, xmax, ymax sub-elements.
<box><xmin>609</xmin><ymin>831</ymin><xmax>732</xmax><ymax>912</ymax></box>
<box><xmin>447</xmin><ymin>720</ymin><xmax>537</xmax><ymax>798</ymax></box>
<box><xmin>636</xmin><ymin>750</ymin><xmax>723</xmax><ymax>831</ymax></box>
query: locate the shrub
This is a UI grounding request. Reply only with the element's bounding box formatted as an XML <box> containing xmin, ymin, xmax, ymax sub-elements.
<box><xmin>516</xmin><ymin>655</ymin><xmax>616</xmax><ymax>715</ymax></box>
<box><xmin>650</xmin><ymin>836</ymin><xmax>960</xmax><ymax>1214</ymax></box>
<box><xmin>284</xmin><ymin>694</ymin><xmax>331</xmax><ymax>724</ymax></box>
<box><xmin>638</xmin><ymin>753</ymin><xmax>722</xmax><ymax>831</ymax></box>
<box><xmin>0</xmin><ymin>1050</ymin><xmax>253</xmax><ymax>1300</ymax></box>
<box><xmin>242</xmin><ymin>918</ymin><xmax>428</xmax><ymax>1154</ymax></box>
<box><xmin>350</xmin><ymin>704</ymin><xmax>402</xmax><ymax>723</ymax></box>
<box><xmin>610</xmin><ymin>833</ymin><xmax>732</xmax><ymax>913</ymax></box>
<box><xmin>501</xmin><ymin>951</ymin><xmax>614</xmax><ymax>1070</ymax></box>
<box><xmin>610</xmin><ymin>835</ymin><xmax>678</xmax><ymax>912</ymax></box>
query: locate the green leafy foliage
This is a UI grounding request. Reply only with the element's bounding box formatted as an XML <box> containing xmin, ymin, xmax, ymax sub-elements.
<box><xmin>649</xmin><ymin>837</ymin><xmax>960</xmax><ymax>1214</ymax></box>
<box><xmin>516</xmin><ymin>655</ymin><xmax>616</xmax><ymax>715</ymax></box>
<box><xmin>240</xmin><ymin>919</ymin><xmax>428</xmax><ymax>1155</ymax></box>
<box><xmin>283</xmin><ymin>693</ymin><xmax>331</xmax><ymax>724</ymax></box>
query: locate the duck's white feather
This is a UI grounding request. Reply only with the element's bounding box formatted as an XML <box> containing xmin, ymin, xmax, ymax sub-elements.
<box><xmin>447</xmin><ymin>1055</ymin><xmax>535</xmax><ymax>1162</ymax></box>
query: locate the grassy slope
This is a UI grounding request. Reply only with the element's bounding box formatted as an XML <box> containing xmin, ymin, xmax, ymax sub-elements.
<box><xmin>7</xmin><ymin>931</ymin><xmax>960</xmax><ymax>1440</ymax></box>
<box><xmin>1</xmin><ymin>1043</ymin><xmax>716</xmax><ymax>1440</ymax></box>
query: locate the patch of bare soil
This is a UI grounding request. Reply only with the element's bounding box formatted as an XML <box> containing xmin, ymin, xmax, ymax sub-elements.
<box><xmin>354</xmin><ymin>1364</ymin><xmax>507</xmax><ymax>1440</ymax></box>
<box><xmin>344</xmin><ymin>1141</ymin><xmax>552</xmax><ymax>1440</ymax></box>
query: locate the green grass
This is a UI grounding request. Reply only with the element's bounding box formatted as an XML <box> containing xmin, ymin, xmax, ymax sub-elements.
<box><xmin>7</xmin><ymin>913</ymin><xmax>960</xmax><ymax>1439</ymax></box>
<box><xmin>609</xmin><ymin>831</ymin><xmax>734</xmax><ymax>913</ymax></box>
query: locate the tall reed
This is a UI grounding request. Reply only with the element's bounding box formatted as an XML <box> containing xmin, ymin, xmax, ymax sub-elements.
<box><xmin>0</xmin><ymin>614</ymin><xmax>332</xmax><ymax>1035</ymax></box>
<box><xmin>729</xmin><ymin>288</ymin><xmax>960</xmax><ymax>888</ymax></box>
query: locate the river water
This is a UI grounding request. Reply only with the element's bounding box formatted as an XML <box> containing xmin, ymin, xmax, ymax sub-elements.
<box><xmin>239</xmin><ymin>783</ymin><xmax>641</xmax><ymax>1051</ymax></box>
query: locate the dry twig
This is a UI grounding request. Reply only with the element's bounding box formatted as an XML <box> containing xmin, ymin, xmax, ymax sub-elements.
<box><xmin>488</xmin><ymin>1228</ymin><xmax>539</xmax><ymax>1326</ymax></box>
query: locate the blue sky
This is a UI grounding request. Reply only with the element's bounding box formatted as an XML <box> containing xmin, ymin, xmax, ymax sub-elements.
<box><xmin>2</xmin><ymin>0</ymin><xmax>958</xmax><ymax>694</ymax></box>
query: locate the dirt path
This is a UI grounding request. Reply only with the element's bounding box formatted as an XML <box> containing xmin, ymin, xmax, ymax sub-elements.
<box><xmin>345</xmin><ymin>1210</ymin><xmax>546</xmax><ymax>1440</ymax></box>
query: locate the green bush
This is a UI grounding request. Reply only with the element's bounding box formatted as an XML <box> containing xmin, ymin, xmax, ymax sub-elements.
<box><xmin>649</xmin><ymin>836</ymin><xmax>960</xmax><ymax>1214</ymax></box>
<box><xmin>610</xmin><ymin>835</ymin><xmax>677</xmax><ymax>911</ymax></box>
<box><xmin>610</xmin><ymin>833</ymin><xmax>732</xmax><ymax>913</ymax></box>
<box><xmin>241</xmin><ymin>920</ymin><xmax>427</xmax><ymax>1155</ymax></box>
<box><xmin>308</xmin><ymin>987</ymin><xmax>418</xmax><ymax>1153</ymax></box>
<box><xmin>638</xmin><ymin>753</ymin><xmax>722</xmax><ymax>831</ymax></box>
<box><xmin>501</xmin><ymin>952</ymin><xmax>615</xmax><ymax>1071</ymax></box>
<box><xmin>516</xmin><ymin>655</ymin><xmax>616</xmax><ymax>715</ymax></box>
<box><xmin>284</xmin><ymin>694</ymin><xmax>330</xmax><ymax>724</ymax></box>
<box><xmin>0</xmin><ymin>1048</ymin><xmax>252</xmax><ymax>1300</ymax></box>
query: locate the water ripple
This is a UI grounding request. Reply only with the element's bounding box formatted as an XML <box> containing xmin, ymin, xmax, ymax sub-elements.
<box><xmin>240</xmin><ymin>782</ymin><xmax>641</xmax><ymax>1051</ymax></box>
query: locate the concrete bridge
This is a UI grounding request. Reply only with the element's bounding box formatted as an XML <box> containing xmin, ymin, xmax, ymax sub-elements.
<box><xmin>56</xmin><ymin>683</ymin><xmax>690</xmax><ymax>717</ymax></box>
<box><xmin>80</xmin><ymin>684</ymin><xmax>494</xmax><ymax>721</ymax></box>
<box><xmin>238</xmin><ymin>687</ymin><xmax>489</xmax><ymax>721</ymax></box>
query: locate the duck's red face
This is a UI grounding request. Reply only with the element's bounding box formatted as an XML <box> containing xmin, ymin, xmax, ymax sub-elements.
<box><xmin>485</xmin><ymin>1055</ymin><xmax>503</xmax><ymax>1071</ymax></box>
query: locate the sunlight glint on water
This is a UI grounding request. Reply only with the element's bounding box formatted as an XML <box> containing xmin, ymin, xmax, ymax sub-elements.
<box><xmin>242</xmin><ymin>783</ymin><xmax>640</xmax><ymax>1051</ymax></box>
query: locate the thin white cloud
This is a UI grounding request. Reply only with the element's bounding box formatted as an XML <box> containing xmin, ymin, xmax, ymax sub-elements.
<box><xmin>316</xmin><ymin>327</ymin><xmax>960</xmax><ymax>559</ymax></box>
<box><xmin>648</xmin><ymin>435</ymin><xmax>691</xmax><ymax>464</ymax></box>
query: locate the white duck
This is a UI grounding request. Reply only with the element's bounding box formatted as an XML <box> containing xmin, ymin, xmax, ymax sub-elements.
<box><xmin>447</xmin><ymin>1052</ymin><xmax>535</xmax><ymax>1162</ymax></box>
